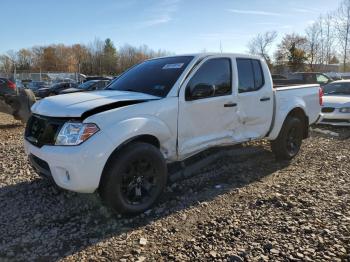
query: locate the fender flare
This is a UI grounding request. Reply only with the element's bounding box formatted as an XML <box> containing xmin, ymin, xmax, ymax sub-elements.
<box><xmin>268</xmin><ymin>104</ymin><xmax>308</xmax><ymax>140</ymax></box>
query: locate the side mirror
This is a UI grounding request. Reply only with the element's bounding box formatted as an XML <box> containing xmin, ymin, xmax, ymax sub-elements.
<box><xmin>187</xmin><ymin>83</ymin><xmax>215</xmax><ymax>100</ymax></box>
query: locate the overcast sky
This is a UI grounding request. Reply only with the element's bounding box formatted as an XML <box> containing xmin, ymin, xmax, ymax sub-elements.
<box><xmin>0</xmin><ymin>0</ymin><xmax>343</xmax><ymax>55</ymax></box>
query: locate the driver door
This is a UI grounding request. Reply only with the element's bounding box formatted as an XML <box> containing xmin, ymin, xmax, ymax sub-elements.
<box><xmin>177</xmin><ymin>56</ymin><xmax>239</xmax><ymax>159</ymax></box>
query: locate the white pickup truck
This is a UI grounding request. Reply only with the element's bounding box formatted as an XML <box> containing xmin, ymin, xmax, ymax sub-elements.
<box><xmin>24</xmin><ymin>53</ymin><xmax>321</xmax><ymax>214</ymax></box>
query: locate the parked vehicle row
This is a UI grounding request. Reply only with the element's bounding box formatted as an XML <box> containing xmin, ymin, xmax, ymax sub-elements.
<box><xmin>24</xmin><ymin>53</ymin><xmax>322</xmax><ymax>214</ymax></box>
<box><xmin>273</xmin><ymin>72</ymin><xmax>332</xmax><ymax>87</ymax></box>
<box><xmin>60</xmin><ymin>80</ymin><xmax>110</xmax><ymax>94</ymax></box>
<box><xmin>26</xmin><ymin>79</ymin><xmax>110</xmax><ymax>98</ymax></box>
<box><xmin>34</xmin><ymin>82</ymin><xmax>78</xmax><ymax>97</ymax></box>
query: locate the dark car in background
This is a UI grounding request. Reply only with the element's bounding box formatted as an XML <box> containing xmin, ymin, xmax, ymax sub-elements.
<box><xmin>27</xmin><ymin>81</ymin><xmax>49</xmax><ymax>95</ymax></box>
<box><xmin>59</xmin><ymin>80</ymin><xmax>110</xmax><ymax>94</ymax></box>
<box><xmin>36</xmin><ymin>82</ymin><xmax>78</xmax><ymax>98</ymax></box>
<box><xmin>83</xmin><ymin>76</ymin><xmax>113</xmax><ymax>82</ymax></box>
<box><xmin>271</xmin><ymin>74</ymin><xmax>287</xmax><ymax>80</ymax></box>
<box><xmin>0</xmin><ymin>77</ymin><xmax>17</xmax><ymax>96</ymax></box>
<box><xmin>274</xmin><ymin>72</ymin><xmax>333</xmax><ymax>87</ymax></box>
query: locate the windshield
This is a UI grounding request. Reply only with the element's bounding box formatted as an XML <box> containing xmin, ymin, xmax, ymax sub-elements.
<box><xmin>78</xmin><ymin>81</ymin><xmax>96</xmax><ymax>89</ymax></box>
<box><xmin>323</xmin><ymin>82</ymin><xmax>350</xmax><ymax>95</ymax></box>
<box><xmin>106</xmin><ymin>56</ymin><xmax>194</xmax><ymax>97</ymax></box>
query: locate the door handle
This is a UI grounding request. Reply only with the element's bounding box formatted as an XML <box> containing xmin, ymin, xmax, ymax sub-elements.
<box><xmin>224</xmin><ymin>102</ymin><xmax>237</xmax><ymax>107</ymax></box>
<box><xmin>260</xmin><ymin>97</ymin><xmax>271</xmax><ymax>102</ymax></box>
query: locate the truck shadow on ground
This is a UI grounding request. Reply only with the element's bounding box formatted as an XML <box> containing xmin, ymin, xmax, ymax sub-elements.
<box><xmin>0</xmin><ymin>146</ymin><xmax>290</xmax><ymax>261</ymax></box>
<box><xmin>0</xmin><ymin>123</ymin><xmax>23</xmax><ymax>129</ymax></box>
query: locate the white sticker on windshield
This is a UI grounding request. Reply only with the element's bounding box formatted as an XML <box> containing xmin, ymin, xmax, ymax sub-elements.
<box><xmin>162</xmin><ymin>63</ymin><xmax>184</xmax><ymax>69</ymax></box>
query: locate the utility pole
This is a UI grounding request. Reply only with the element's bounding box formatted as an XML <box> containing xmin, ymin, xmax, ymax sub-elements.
<box><xmin>219</xmin><ymin>41</ymin><xmax>223</xmax><ymax>53</ymax></box>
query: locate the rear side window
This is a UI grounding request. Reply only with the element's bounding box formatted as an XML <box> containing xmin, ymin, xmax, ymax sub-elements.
<box><xmin>252</xmin><ymin>60</ymin><xmax>264</xmax><ymax>89</ymax></box>
<box><xmin>304</xmin><ymin>74</ymin><xmax>315</xmax><ymax>83</ymax></box>
<box><xmin>237</xmin><ymin>58</ymin><xmax>265</xmax><ymax>93</ymax></box>
<box><xmin>289</xmin><ymin>74</ymin><xmax>303</xmax><ymax>80</ymax></box>
<box><xmin>316</xmin><ymin>74</ymin><xmax>329</xmax><ymax>84</ymax></box>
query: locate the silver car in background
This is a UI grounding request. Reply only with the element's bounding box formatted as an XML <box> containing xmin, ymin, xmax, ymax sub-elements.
<box><xmin>319</xmin><ymin>80</ymin><xmax>350</xmax><ymax>126</ymax></box>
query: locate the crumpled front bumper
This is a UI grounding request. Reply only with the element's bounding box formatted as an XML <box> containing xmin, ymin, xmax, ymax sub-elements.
<box><xmin>24</xmin><ymin>130</ymin><xmax>112</xmax><ymax>193</ymax></box>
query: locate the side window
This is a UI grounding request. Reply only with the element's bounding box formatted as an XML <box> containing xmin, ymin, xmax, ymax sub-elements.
<box><xmin>289</xmin><ymin>74</ymin><xmax>303</xmax><ymax>80</ymax></box>
<box><xmin>237</xmin><ymin>58</ymin><xmax>265</xmax><ymax>93</ymax></box>
<box><xmin>186</xmin><ymin>58</ymin><xmax>232</xmax><ymax>100</ymax></box>
<box><xmin>316</xmin><ymin>74</ymin><xmax>329</xmax><ymax>84</ymax></box>
<box><xmin>304</xmin><ymin>74</ymin><xmax>315</xmax><ymax>83</ymax></box>
<box><xmin>99</xmin><ymin>82</ymin><xmax>107</xmax><ymax>89</ymax></box>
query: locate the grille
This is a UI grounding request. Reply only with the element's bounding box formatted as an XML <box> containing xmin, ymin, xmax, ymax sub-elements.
<box><xmin>25</xmin><ymin>115</ymin><xmax>66</xmax><ymax>147</ymax></box>
<box><xmin>321</xmin><ymin>107</ymin><xmax>335</xmax><ymax>113</ymax></box>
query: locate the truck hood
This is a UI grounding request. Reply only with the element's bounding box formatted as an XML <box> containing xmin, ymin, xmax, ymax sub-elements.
<box><xmin>31</xmin><ymin>90</ymin><xmax>160</xmax><ymax>118</ymax></box>
<box><xmin>323</xmin><ymin>95</ymin><xmax>350</xmax><ymax>108</ymax></box>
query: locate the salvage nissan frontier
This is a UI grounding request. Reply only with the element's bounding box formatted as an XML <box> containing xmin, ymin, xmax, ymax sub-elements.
<box><xmin>24</xmin><ymin>53</ymin><xmax>322</xmax><ymax>214</ymax></box>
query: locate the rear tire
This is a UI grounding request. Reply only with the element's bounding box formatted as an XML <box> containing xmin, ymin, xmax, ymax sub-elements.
<box><xmin>99</xmin><ymin>142</ymin><xmax>167</xmax><ymax>215</ymax></box>
<box><xmin>271</xmin><ymin>116</ymin><xmax>304</xmax><ymax>160</ymax></box>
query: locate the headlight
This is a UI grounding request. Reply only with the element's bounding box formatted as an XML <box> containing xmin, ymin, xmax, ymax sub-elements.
<box><xmin>55</xmin><ymin>122</ymin><xmax>99</xmax><ymax>146</ymax></box>
<box><xmin>339</xmin><ymin>107</ymin><xmax>350</xmax><ymax>113</ymax></box>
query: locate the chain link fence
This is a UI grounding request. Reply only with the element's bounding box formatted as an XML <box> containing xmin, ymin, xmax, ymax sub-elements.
<box><xmin>0</xmin><ymin>71</ymin><xmax>85</xmax><ymax>84</ymax></box>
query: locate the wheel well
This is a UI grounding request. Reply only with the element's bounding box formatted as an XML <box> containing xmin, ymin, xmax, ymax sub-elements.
<box><xmin>286</xmin><ymin>108</ymin><xmax>309</xmax><ymax>139</ymax></box>
<box><xmin>124</xmin><ymin>135</ymin><xmax>160</xmax><ymax>148</ymax></box>
<box><xmin>98</xmin><ymin>135</ymin><xmax>161</xmax><ymax>189</ymax></box>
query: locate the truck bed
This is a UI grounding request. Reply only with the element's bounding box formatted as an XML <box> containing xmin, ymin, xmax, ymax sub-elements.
<box><xmin>267</xmin><ymin>84</ymin><xmax>321</xmax><ymax>140</ymax></box>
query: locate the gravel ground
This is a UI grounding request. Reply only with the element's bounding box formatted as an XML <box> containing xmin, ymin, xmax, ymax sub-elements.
<box><xmin>0</xmin><ymin>112</ymin><xmax>349</xmax><ymax>262</ymax></box>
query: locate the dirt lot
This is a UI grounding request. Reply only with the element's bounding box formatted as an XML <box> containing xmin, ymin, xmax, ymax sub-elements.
<box><xmin>0</xmin><ymin>112</ymin><xmax>349</xmax><ymax>261</ymax></box>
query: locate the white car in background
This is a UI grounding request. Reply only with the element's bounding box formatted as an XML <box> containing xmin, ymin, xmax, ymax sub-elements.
<box><xmin>319</xmin><ymin>80</ymin><xmax>350</xmax><ymax>126</ymax></box>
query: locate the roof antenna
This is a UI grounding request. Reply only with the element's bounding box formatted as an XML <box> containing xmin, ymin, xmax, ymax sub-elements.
<box><xmin>220</xmin><ymin>40</ymin><xmax>223</xmax><ymax>53</ymax></box>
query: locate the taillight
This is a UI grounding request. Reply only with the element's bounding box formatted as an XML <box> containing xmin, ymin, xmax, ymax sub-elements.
<box><xmin>7</xmin><ymin>80</ymin><xmax>16</xmax><ymax>90</ymax></box>
<box><xmin>319</xmin><ymin>87</ymin><xmax>323</xmax><ymax>106</ymax></box>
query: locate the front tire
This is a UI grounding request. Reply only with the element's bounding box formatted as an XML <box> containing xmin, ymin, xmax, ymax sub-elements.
<box><xmin>99</xmin><ymin>142</ymin><xmax>167</xmax><ymax>215</ymax></box>
<box><xmin>271</xmin><ymin>116</ymin><xmax>304</xmax><ymax>160</ymax></box>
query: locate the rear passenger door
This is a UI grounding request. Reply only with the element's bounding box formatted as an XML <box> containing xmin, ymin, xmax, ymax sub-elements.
<box><xmin>235</xmin><ymin>58</ymin><xmax>273</xmax><ymax>139</ymax></box>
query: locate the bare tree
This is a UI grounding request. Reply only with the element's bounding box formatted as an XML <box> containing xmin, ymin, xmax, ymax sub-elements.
<box><xmin>335</xmin><ymin>0</ymin><xmax>350</xmax><ymax>71</ymax></box>
<box><xmin>274</xmin><ymin>34</ymin><xmax>308</xmax><ymax>72</ymax></box>
<box><xmin>305</xmin><ymin>22</ymin><xmax>321</xmax><ymax>70</ymax></box>
<box><xmin>0</xmin><ymin>55</ymin><xmax>13</xmax><ymax>74</ymax></box>
<box><xmin>247</xmin><ymin>31</ymin><xmax>277</xmax><ymax>65</ymax></box>
<box><xmin>322</xmin><ymin>14</ymin><xmax>334</xmax><ymax>64</ymax></box>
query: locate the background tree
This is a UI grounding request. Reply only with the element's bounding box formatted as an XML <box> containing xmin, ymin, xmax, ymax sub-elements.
<box><xmin>305</xmin><ymin>22</ymin><xmax>321</xmax><ymax>70</ymax></box>
<box><xmin>274</xmin><ymin>34</ymin><xmax>307</xmax><ymax>72</ymax></box>
<box><xmin>247</xmin><ymin>31</ymin><xmax>277</xmax><ymax>67</ymax></box>
<box><xmin>335</xmin><ymin>0</ymin><xmax>350</xmax><ymax>71</ymax></box>
<box><xmin>16</xmin><ymin>49</ymin><xmax>32</xmax><ymax>70</ymax></box>
<box><xmin>102</xmin><ymin>38</ymin><xmax>118</xmax><ymax>75</ymax></box>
